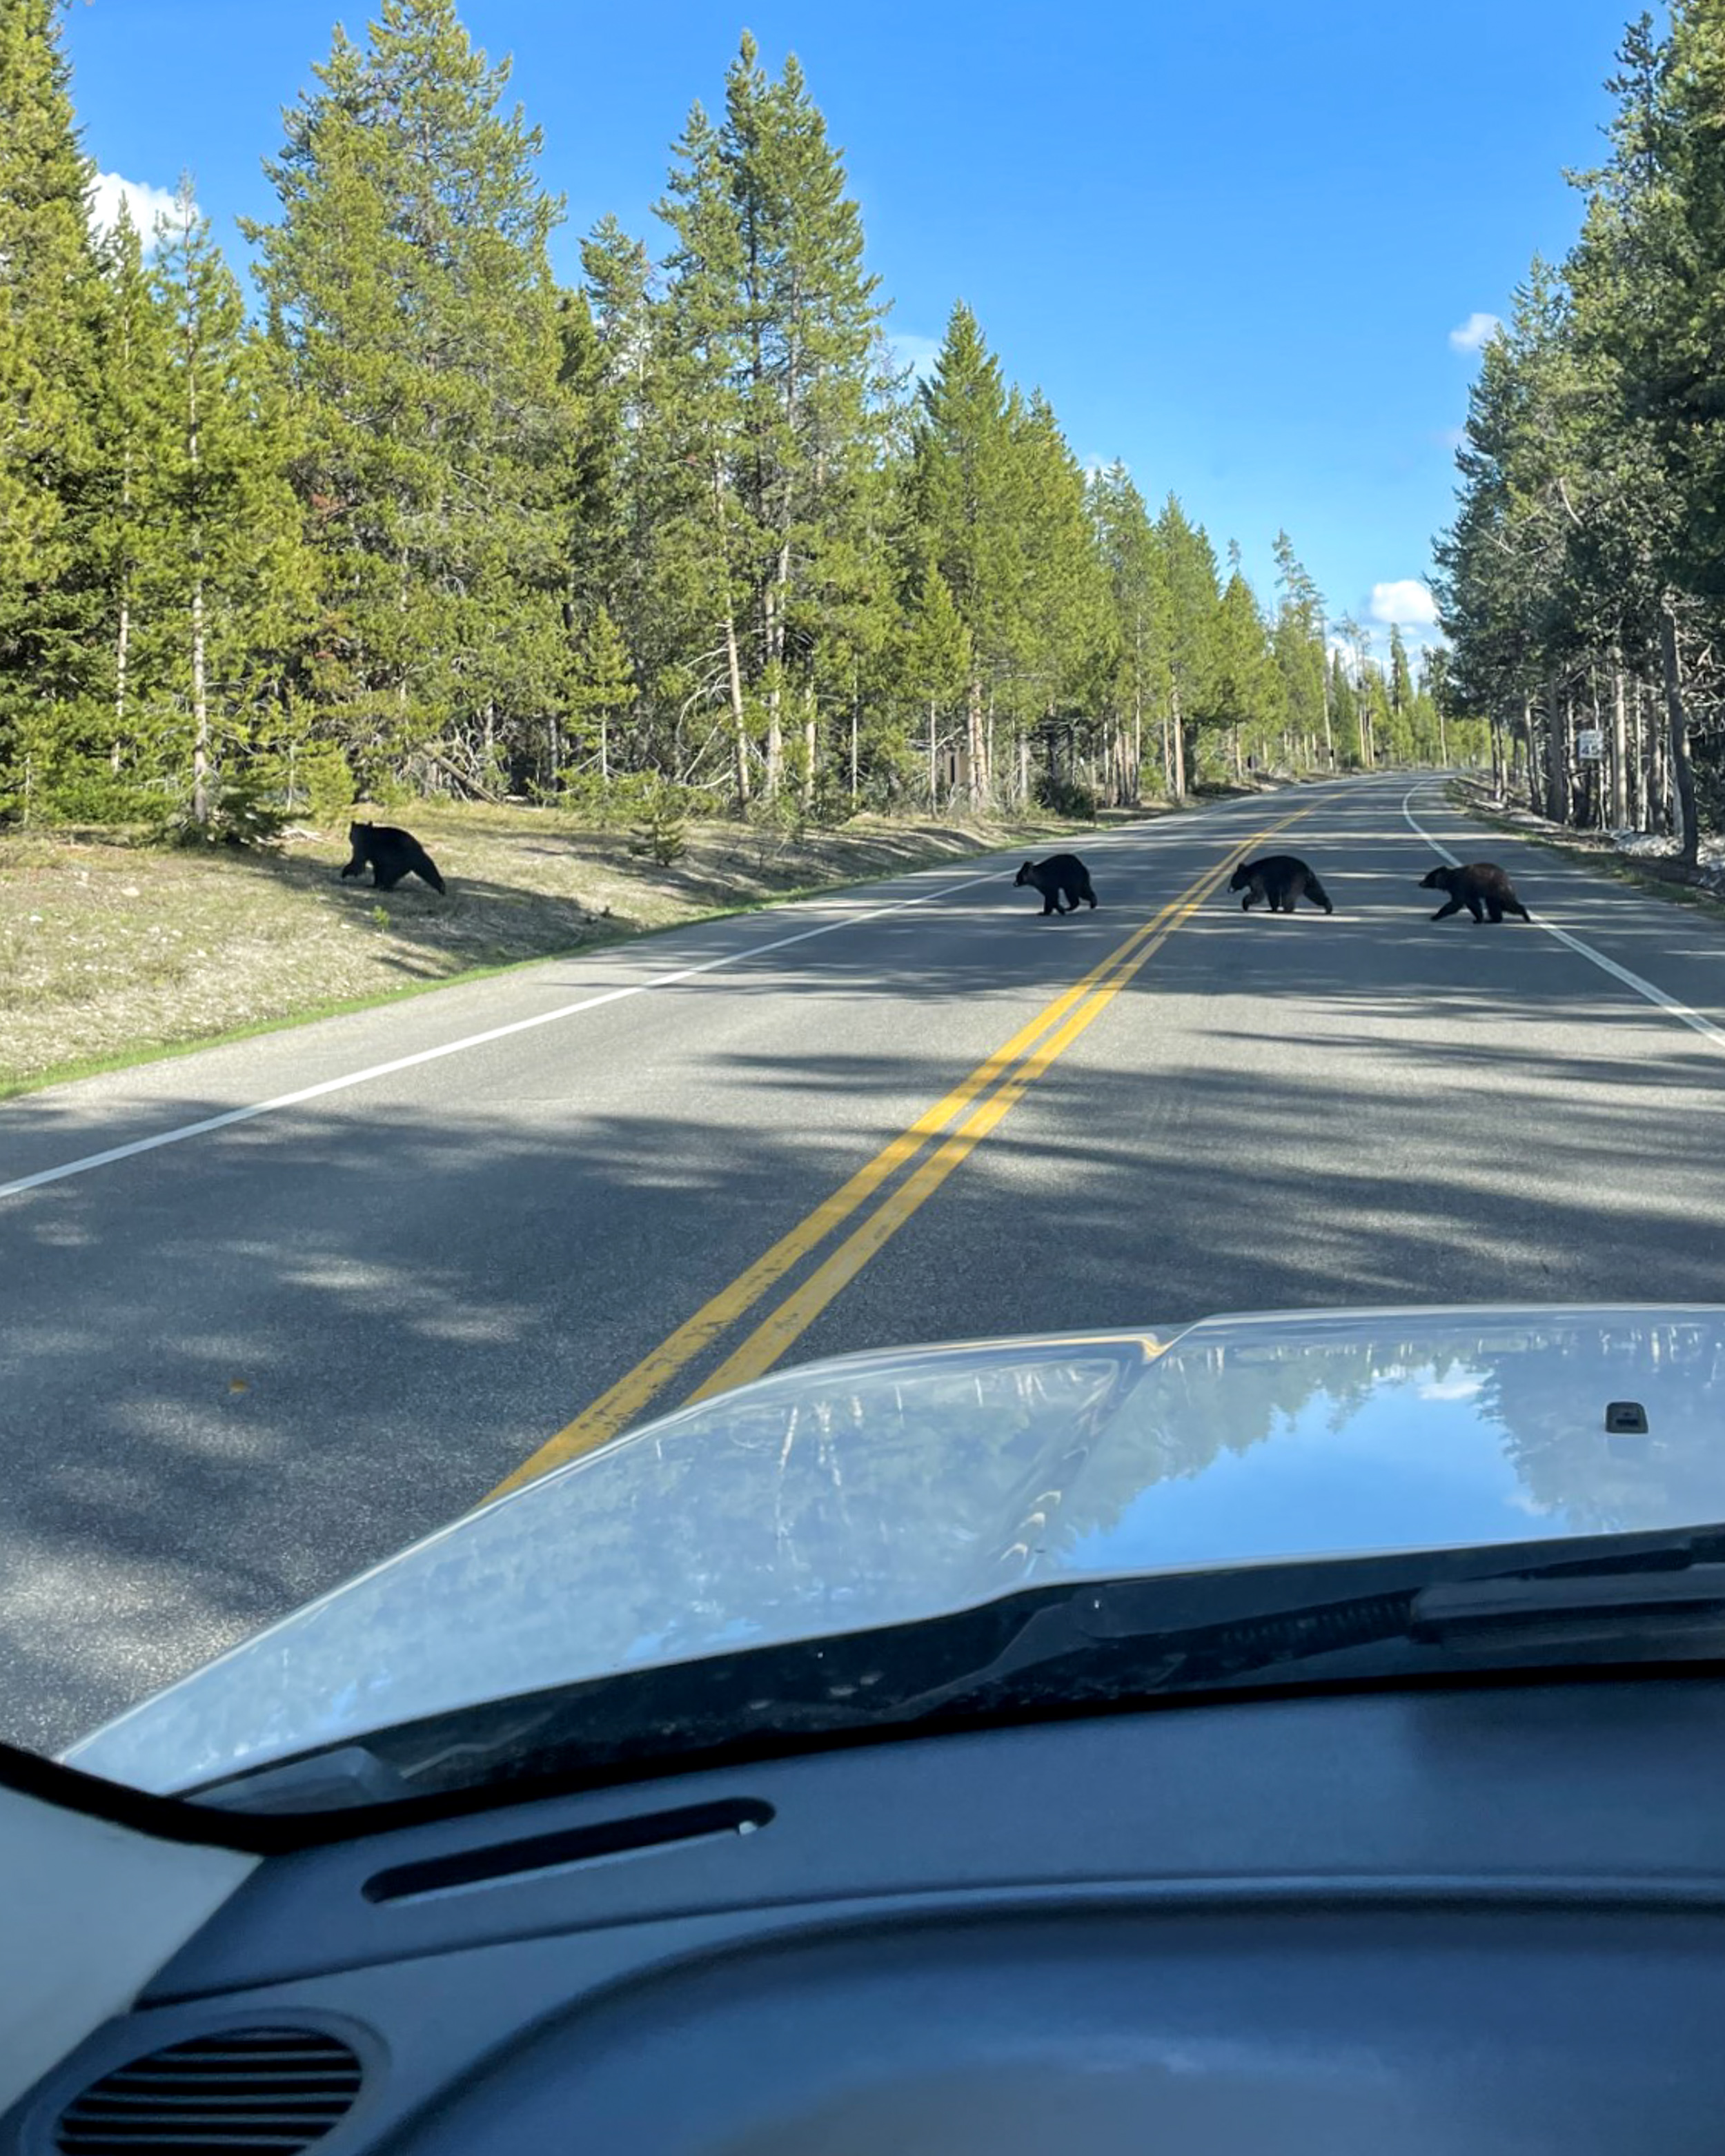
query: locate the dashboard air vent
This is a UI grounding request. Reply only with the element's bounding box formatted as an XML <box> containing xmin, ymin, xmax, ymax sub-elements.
<box><xmin>53</xmin><ymin>2027</ymin><xmax>363</xmax><ymax>2154</ymax></box>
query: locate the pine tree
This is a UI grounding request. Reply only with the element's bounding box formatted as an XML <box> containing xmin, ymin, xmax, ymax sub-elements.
<box><xmin>898</xmin><ymin>563</ymin><xmax>972</xmax><ymax>807</ymax></box>
<box><xmin>563</xmin><ymin>602</ymin><xmax>635</xmax><ymax>787</ymax></box>
<box><xmin>245</xmin><ymin>0</ymin><xmax>571</xmax><ymax>793</ymax></box>
<box><xmin>576</xmin><ymin>212</ymin><xmax>736</xmax><ymax>795</ymax></box>
<box><xmin>909</xmin><ymin>301</ymin><xmax>1025</xmax><ymax>804</ymax></box>
<box><xmin>1272</xmin><ymin>529</ymin><xmax>1330</xmax><ymax>767</ymax></box>
<box><xmin>652</xmin><ymin>37</ymin><xmax>893</xmax><ymax>807</ymax></box>
<box><xmin>1329</xmin><ymin>649</ymin><xmax>1360</xmax><ymax>767</ymax></box>
<box><xmin>1153</xmin><ymin>495</ymin><xmax>1221</xmax><ymax>795</ymax></box>
<box><xmin>1388</xmin><ymin>624</ymin><xmax>1414</xmax><ymax>714</ymax></box>
<box><xmin>1211</xmin><ymin>566</ymin><xmax>1280</xmax><ymax>778</ymax></box>
<box><xmin>142</xmin><ymin>179</ymin><xmax>311</xmax><ymax>830</ymax></box>
<box><xmin>91</xmin><ymin>195</ymin><xmax>172</xmax><ymax>780</ymax></box>
<box><xmin>0</xmin><ymin>0</ymin><xmax>106</xmax><ymax>818</ymax></box>
<box><xmin>1090</xmin><ymin>461</ymin><xmax>1170</xmax><ymax>798</ymax></box>
<box><xmin>1010</xmin><ymin>391</ymin><xmax>1109</xmax><ymax>802</ymax></box>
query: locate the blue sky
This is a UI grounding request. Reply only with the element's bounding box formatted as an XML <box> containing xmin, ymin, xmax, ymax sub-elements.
<box><xmin>63</xmin><ymin>0</ymin><xmax>1653</xmax><ymax>656</ymax></box>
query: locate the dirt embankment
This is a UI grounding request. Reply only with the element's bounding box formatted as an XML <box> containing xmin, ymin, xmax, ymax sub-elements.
<box><xmin>0</xmin><ymin>801</ymin><xmax>1122</xmax><ymax>1094</ymax></box>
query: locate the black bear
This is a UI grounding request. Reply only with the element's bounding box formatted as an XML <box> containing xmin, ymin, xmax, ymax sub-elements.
<box><xmin>1419</xmin><ymin>862</ymin><xmax>1531</xmax><ymax>923</ymax></box>
<box><xmin>1014</xmin><ymin>854</ymin><xmax>1098</xmax><ymax>916</ymax></box>
<box><xmin>341</xmin><ymin>820</ymin><xmax>446</xmax><ymax>895</ymax></box>
<box><xmin>1229</xmin><ymin>854</ymin><xmax>1334</xmax><ymax>915</ymax></box>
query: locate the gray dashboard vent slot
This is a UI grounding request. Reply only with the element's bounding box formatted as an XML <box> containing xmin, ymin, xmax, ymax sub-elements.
<box><xmin>53</xmin><ymin>2027</ymin><xmax>363</xmax><ymax>2153</ymax></box>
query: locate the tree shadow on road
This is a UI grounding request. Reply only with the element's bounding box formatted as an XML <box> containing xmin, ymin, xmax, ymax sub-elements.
<box><xmin>4</xmin><ymin>940</ymin><xmax>1724</xmax><ymax>1756</ymax></box>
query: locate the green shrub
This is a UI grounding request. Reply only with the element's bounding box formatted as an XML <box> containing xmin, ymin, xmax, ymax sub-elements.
<box><xmin>630</xmin><ymin>781</ymin><xmax>690</xmax><ymax>867</ymax></box>
<box><xmin>24</xmin><ymin>760</ymin><xmax>169</xmax><ymax>828</ymax></box>
<box><xmin>157</xmin><ymin>774</ymin><xmax>290</xmax><ymax>851</ymax></box>
<box><xmin>1034</xmin><ymin>771</ymin><xmax>1098</xmax><ymax>821</ymax></box>
<box><xmin>288</xmin><ymin>744</ymin><xmax>355</xmax><ymax>828</ymax></box>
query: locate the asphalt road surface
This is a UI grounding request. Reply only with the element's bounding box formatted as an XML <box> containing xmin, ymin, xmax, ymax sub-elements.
<box><xmin>6</xmin><ymin>772</ymin><xmax>1725</xmax><ymax>1754</ymax></box>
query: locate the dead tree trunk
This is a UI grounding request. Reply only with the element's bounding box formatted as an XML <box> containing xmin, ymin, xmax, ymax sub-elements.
<box><xmin>1659</xmin><ymin>601</ymin><xmax>1700</xmax><ymax>870</ymax></box>
<box><xmin>1543</xmin><ymin>675</ymin><xmax>1566</xmax><ymax>824</ymax></box>
<box><xmin>1170</xmin><ymin>684</ymin><xmax>1187</xmax><ymax>798</ymax></box>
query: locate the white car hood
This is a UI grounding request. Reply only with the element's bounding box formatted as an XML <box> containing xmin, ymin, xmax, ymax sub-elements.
<box><xmin>66</xmin><ymin>1304</ymin><xmax>1725</xmax><ymax>1796</ymax></box>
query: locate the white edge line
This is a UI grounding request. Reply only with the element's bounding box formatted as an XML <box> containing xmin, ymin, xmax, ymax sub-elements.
<box><xmin>0</xmin><ymin>789</ymin><xmax>1315</xmax><ymax>1204</ymax></box>
<box><xmin>0</xmin><ymin>868</ymin><xmax>1006</xmax><ymax>1201</ymax></box>
<box><xmin>1401</xmin><ymin>783</ymin><xmax>1725</xmax><ymax>1056</ymax></box>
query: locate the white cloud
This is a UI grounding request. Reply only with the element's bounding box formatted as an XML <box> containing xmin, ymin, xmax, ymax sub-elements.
<box><xmin>1418</xmin><ymin>1374</ymin><xmax>1485</xmax><ymax>1401</ymax></box>
<box><xmin>86</xmin><ymin>171</ymin><xmax>193</xmax><ymax>252</ymax></box>
<box><xmin>887</xmin><ymin>332</ymin><xmax>943</xmax><ymax>385</ymax></box>
<box><xmin>1329</xmin><ymin>610</ymin><xmax>1449</xmax><ymax>673</ymax></box>
<box><xmin>1448</xmin><ymin>310</ymin><xmax>1501</xmax><ymax>353</ymax></box>
<box><xmin>1368</xmin><ymin>578</ymin><xmax>1439</xmax><ymax>630</ymax></box>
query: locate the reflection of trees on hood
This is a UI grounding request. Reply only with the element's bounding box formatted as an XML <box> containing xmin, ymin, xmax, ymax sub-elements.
<box><xmin>482</xmin><ymin>1321</ymin><xmax>1725</xmax><ymax>1660</ymax></box>
<box><xmin>141</xmin><ymin>1319</ymin><xmax>1725</xmax><ymax>1794</ymax></box>
<box><xmin>1041</xmin><ymin>1341</ymin><xmax>1390</xmax><ymax>1560</ymax></box>
<box><xmin>515</xmin><ymin>1347</ymin><xmax>1147</xmax><ymax>1666</ymax></box>
<box><xmin>1479</xmin><ymin>1322</ymin><xmax>1725</xmax><ymax>1536</ymax></box>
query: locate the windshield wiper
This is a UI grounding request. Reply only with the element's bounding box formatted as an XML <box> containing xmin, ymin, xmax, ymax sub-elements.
<box><xmin>1412</xmin><ymin>1564</ymin><xmax>1725</xmax><ymax>1645</ymax></box>
<box><xmin>190</xmin><ymin>1529</ymin><xmax>1725</xmax><ymax>1819</ymax></box>
<box><xmin>884</xmin><ymin>1549</ymin><xmax>1725</xmax><ymax>1725</ymax></box>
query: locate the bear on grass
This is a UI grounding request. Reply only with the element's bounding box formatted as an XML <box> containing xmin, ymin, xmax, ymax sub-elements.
<box><xmin>341</xmin><ymin>822</ymin><xmax>447</xmax><ymax>896</ymax></box>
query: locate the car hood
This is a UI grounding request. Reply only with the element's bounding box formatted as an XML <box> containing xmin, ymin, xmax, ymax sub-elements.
<box><xmin>66</xmin><ymin>1304</ymin><xmax>1725</xmax><ymax>1796</ymax></box>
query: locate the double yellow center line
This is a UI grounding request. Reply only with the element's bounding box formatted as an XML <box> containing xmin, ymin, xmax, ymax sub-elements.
<box><xmin>485</xmin><ymin>810</ymin><xmax>1310</xmax><ymax>1501</ymax></box>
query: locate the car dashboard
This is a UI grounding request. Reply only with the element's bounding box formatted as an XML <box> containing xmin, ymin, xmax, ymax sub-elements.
<box><xmin>10</xmin><ymin>1674</ymin><xmax>1725</xmax><ymax>2155</ymax></box>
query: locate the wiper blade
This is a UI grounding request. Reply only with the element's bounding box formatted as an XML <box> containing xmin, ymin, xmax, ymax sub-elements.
<box><xmin>887</xmin><ymin>1544</ymin><xmax>1725</xmax><ymax>1723</ymax></box>
<box><xmin>1412</xmin><ymin>1564</ymin><xmax>1725</xmax><ymax>1645</ymax></box>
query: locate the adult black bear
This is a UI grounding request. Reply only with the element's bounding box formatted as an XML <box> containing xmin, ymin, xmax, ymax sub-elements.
<box><xmin>1229</xmin><ymin>854</ymin><xmax>1334</xmax><ymax>915</ymax></box>
<box><xmin>1419</xmin><ymin>862</ymin><xmax>1530</xmax><ymax>922</ymax></box>
<box><xmin>342</xmin><ymin>820</ymin><xmax>446</xmax><ymax>895</ymax></box>
<box><xmin>1014</xmin><ymin>853</ymin><xmax>1098</xmax><ymax>916</ymax></box>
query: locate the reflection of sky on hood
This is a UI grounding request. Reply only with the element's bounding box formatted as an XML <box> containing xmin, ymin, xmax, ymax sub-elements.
<box><xmin>1061</xmin><ymin>1365</ymin><xmax>1553</xmax><ymax>1578</ymax></box>
<box><xmin>73</xmin><ymin>1316</ymin><xmax>1725</xmax><ymax>1798</ymax></box>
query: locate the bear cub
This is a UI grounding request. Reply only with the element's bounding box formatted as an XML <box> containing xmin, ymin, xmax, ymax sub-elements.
<box><xmin>1014</xmin><ymin>854</ymin><xmax>1097</xmax><ymax>916</ymax></box>
<box><xmin>1419</xmin><ymin>862</ymin><xmax>1530</xmax><ymax>923</ymax></box>
<box><xmin>1229</xmin><ymin>854</ymin><xmax>1334</xmax><ymax>915</ymax></box>
<box><xmin>342</xmin><ymin>820</ymin><xmax>447</xmax><ymax>896</ymax></box>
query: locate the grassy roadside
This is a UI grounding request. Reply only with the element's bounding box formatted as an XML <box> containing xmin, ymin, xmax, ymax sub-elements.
<box><xmin>0</xmin><ymin>795</ymin><xmax>1181</xmax><ymax>1099</ymax></box>
<box><xmin>1445</xmin><ymin>777</ymin><xmax>1725</xmax><ymax>930</ymax></box>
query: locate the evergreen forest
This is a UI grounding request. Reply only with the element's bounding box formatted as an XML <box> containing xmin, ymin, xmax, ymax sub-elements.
<box><xmin>2</xmin><ymin>0</ymin><xmax>1475</xmax><ymax>842</ymax></box>
<box><xmin>1437</xmin><ymin>1</ymin><xmax>1725</xmax><ymax>862</ymax></box>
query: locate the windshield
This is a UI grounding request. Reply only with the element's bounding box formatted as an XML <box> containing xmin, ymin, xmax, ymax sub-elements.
<box><xmin>7</xmin><ymin>1</ymin><xmax>1725</xmax><ymax>1812</ymax></box>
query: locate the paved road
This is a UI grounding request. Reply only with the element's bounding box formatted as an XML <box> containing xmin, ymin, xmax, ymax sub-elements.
<box><xmin>6</xmin><ymin>773</ymin><xmax>1725</xmax><ymax>1753</ymax></box>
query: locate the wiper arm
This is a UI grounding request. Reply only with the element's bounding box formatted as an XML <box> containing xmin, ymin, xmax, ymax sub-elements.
<box><xmin>887</xmin><ymin>1546</ymin><xmax>1725</xmax><ymax>1723</ymax></box>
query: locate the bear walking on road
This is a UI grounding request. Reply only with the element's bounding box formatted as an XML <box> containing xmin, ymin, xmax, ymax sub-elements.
<box><xmin>1419</xmin><ymin>862</ymin><xmax>1530</xmax><ymax>923</ymax></box>
<box><xmin>342</xmin><ymin>821</ymin><xmax>447</xmax><ymax>896</ymax></box>
<box><xmin>1229</xmin><ymin>855</ymin><xmax>1334</xmax><ymax>916</ymax></box>
<box><xmin>1014</xmin><ymin>854</ymin><xmax>1098</xmax><ymax>916</ymax></box>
